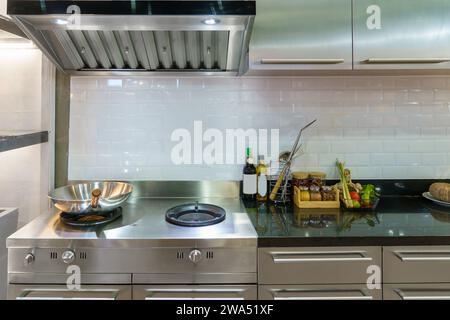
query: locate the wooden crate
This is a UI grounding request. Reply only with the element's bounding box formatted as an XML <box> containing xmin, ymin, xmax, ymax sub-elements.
<box><xmin>293</xmin><ymin>186</ymin><xmax>340</xmax><ymax>209</ymax></box>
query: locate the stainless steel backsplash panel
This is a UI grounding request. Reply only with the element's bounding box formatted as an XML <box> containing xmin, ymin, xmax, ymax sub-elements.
<box><xmin>68</xmin><ymin>180</ymin><xmax>240</xmax><ymax>199</ymax></box>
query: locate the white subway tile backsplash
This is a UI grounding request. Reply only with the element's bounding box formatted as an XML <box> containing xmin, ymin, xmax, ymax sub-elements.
<box><xmin>395</xmin><ymin>153</ymin><xmax>422</xmax><ymax>166</ymax></box>
<box><xmin>69</xmin><ymin>76</ymin><xmax>450</xmax><ymax>180</ymax></box>
<box><xmin>407</xmin><ymin>90</ymin><xmax>434</xmax><ymax>103</ymax></box>
<box><xmin>408</xmin><ymin>140</ymin><xmax>435</xmax><ymax>153</ymax></box>
<box><xmin>420</xmin><ymin>77</ymin><xmax>448</xmax><ymax>89</ymax></box>
<box><xmin>409</xmin><ymin>114</ymin><xmax>434</xmax><ymax>127</ymax></box>
<box><xmin>421</xmin><ymin>153</ymin><xmax>448</xmax><ymax>166</ymax></box>
<box><xmin>344</xmin><ymin>153</ymin><xmax>371</xmax><ymax>166</ymax></box>
<box><xmin>383</xmin><ymin>140</ymin><xmax>409</xmax><ymax>153</ymax></box>
<box><xmin>421</xmin><ymin>127</ymin><xmax>446</xmax><ymax>138</ymax></box>
<box><xmin>370</xmin><ymin>153</ymin><xmax>396</xmax><ymax>166</ymax></box>
<box><xmin>434</xmin><ymin>89</ymin><xmax>450</xmax><ymax>101</ymax></box>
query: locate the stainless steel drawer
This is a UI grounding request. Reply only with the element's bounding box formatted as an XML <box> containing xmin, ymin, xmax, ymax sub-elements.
<box><xmin>259</xmin><ymin>284</ymin><xmax>381</xmax><ymax>300</ymax></box>
<box><xmin>7</xmin><ymin>284</ymin><xmax>132</xmax><ymax>300</ymax></box>
<box><xmin>384</xmin><ymin>246</ymin><xmax>450</xmax><ymax>283</ymax></box>
<box><xmin>384</xmin><ymin>284</ymin><xmax>450</xmax><ymax>300</ymax></box>
<box><xmin>258</xmin><ymin>247</ymin><xmax>382</xmax><ymax>285</ymax></box>
<box><xmin>133</xmin><ymin>285</ymin><xmax>257</xmax><ymax>300</ymax></box>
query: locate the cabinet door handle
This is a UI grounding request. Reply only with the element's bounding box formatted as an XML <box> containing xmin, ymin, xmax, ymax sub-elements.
<box><xmin>364</xmin><ymin>58</ymin><xmax>450</xmax><ymax>64</ymax></box>
<box><xmin>261</xmin><ymin>58</ymin><xmax>345</xmax><ymax>64</ymax></box>
<box><xmin>270</xmin><ymin>250</ymin><xmax>372</xmax><ymax>263</ymax></box>
<box><xmin>394</xmin><ymin>250</ymin><xmax>450</xmax><ymax>262</ymax></box>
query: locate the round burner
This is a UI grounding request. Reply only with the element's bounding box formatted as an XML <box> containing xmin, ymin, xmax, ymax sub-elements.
<box><xmin>60</xmin><ymin>207</ymin><xmax>122</xmax><ymax>227</ymax></box>
<box><xmin>165</xmin><ymin>202</ymin><xmax>226</xmax><ymax>227</ymax></box>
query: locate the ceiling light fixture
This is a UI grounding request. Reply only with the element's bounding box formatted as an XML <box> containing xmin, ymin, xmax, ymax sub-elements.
<box><xmin>202</xmin><ymin>18</ymin><xmax>220</xmax><ymax>25</ymax></box>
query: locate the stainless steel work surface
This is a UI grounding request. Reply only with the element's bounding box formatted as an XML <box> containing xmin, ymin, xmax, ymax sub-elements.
<box><xmin>7</xmin><ymin>197</ymin><xmax>257</xmax><ymax>248</ymax></box>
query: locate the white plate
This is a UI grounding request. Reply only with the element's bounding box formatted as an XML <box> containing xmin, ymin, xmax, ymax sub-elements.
<box><xmin>423</xmin><ymin>192</ymin><xmax>450</xmax><ymax>207</ymax></box>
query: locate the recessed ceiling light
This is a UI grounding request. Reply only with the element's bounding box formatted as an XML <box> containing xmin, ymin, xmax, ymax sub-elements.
<box><xmin>202</xmin><ymin>18</ymin><xmax>220</xmax><ymax>25</ymax></box>
<box><xmin>54</xmin><ymin>19</ymin><xmax>69</xmax><ymax>25</ymax></box>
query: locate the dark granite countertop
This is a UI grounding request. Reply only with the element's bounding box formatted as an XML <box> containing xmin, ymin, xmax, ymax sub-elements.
<box><xmin>245</xmin><ymin>196</ymin><xmax>450</xmax><ymax>247</ymax></box>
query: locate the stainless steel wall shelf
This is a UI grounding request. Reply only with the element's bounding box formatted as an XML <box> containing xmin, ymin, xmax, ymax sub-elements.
<box><xmin>0</xmin><ymin>131</ymin><xmax>48</xmax><ymax>153</ymax></box>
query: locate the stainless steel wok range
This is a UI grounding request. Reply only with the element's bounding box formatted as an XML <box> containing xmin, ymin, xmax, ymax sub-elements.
<box><xmin>7</xmin><ymin>182</ymin><xmax>258</xmax><ymax>300</ymax></box>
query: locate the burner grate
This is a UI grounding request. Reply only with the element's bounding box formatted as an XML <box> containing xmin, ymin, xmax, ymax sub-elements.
<box><xmin>60</xmin><ymin>207</ymin><xmax>122</xmax><ymax>227</ymax></box>
<box><xmin>165</xmin><ymin>202</ymin><xmax>226</xmax><ymax>227</ymax></box>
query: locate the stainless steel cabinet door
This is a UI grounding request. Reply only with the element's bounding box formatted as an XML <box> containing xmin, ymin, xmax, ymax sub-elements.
<box><xmin>259</xmin><ymin>284</ymin><xmax>381</xmax><ymax>300</ymax></box>
<box><xmin>8</xmin><ymin>284</ymin><xmax>132</xmax><ymax>300</ymax></box>
<box><xmin>384</xmin><ymin>246</ymin><xmax>450</xmax><ymax>283</ymax></box>
<box><xmin>354</xmin><ymin>0</ymin><xmax>450</xmax><ymax>69</ymax></box>
<box><xmin>258</xmin><ymin>247</ymin><xmax>382</xmax><ymax>285</ymax></box>
<box><xmin>384</xmin><ymin>284</ymin><xmax>450</xmax><ymax>300</ymax></box>
<box><xmin>249</xmin><ymin>0</ymin><xmax>352</xmax><ymax>70</ymax></box>
<box><xmin>133</xmin><ymin>285</ymin><xmax>257</xmax><ymax>300</ymax></box>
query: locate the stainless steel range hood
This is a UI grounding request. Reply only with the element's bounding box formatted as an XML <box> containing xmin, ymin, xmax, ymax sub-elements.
<box><xmin>7</xmin><ymin>0</ymin><xmax>255</xmax><ymax>76</ymax></box>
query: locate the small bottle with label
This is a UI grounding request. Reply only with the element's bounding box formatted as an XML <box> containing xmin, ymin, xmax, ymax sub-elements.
<box><xmin>242</xmin><ymin>148</ymin><xmax>257</xmax><ymax>201</ymax></box>
<box><xmin>256</xmin><ymin>155</ymin><xmax>268</xmax><ymax>202</ymax></box>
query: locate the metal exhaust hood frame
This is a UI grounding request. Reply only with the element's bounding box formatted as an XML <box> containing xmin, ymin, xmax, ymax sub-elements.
<box><xmin>8</xmin><ymin>1</ymin><xmax>255</xmax><ymax>76</ymax></box>
<box><xmin>0</xmin><ymin>15</ymin><xmax>27</xmax><ymax>38</ymax></box>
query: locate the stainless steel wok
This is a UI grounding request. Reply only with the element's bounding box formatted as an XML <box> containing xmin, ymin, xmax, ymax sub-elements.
<box><xmin>49</xmin><ymin>181</ymin><xmax>133</xmax><ymax>214</ymax></box>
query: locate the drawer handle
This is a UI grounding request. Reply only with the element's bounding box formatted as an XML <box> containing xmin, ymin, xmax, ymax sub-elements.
<box><xmin>274</xmin><ymin>296</ymin><xmax>373</xmax><ymax>301</ymax></box>
<box><xmin>395</xmin><ymin>289</ymin><xmax>450</xmax><ymax>300</ymax></box>
<box><xmin>271</xmin><ymin>289</ymin><xmax>373</xmax><ymax>300</ymax></box>
<box><xmin>17</xmin><ymin>289</ymin><xmax>119</xmax><ymax>300</ymax></box>
<box><xmin>145</xmin><ymin>297</ymin><xmax>245</xmax><ymax>300</ymax></box>
<box><xmin>261</xmin><ymin>58</ymin><xmax>345</xmax><ymax>65</ymax></box>
<box><xmin>394</xmin><ymin>251</ymin><xmax>450</xmax><ymax>262</ymax></box>
<box><xmin>364</xmin><ymin>58</ymin><xmax>450</xmax><ymax>64</ymax></box>
<box><xmin>144</xmin><ymin>288</ymin><xmax>246</xmax><ymax>300</ymax></box>
<box><xmin>270</xmin><ymin>251</ymin><xmax>372</xmax><ymax>263</ymax></box>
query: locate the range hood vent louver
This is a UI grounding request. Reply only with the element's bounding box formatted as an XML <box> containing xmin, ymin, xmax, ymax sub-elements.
<box><xmin>8</xmin><ymin>0</ymin><xmax>255</xmax><ymax>76</ymax></box>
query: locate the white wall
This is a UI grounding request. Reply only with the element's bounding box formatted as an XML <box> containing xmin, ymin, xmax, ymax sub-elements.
<box><xmin>69</xmin><ymin>76</ymin><xmax>450</xmax><ymax>181</ymax></box>
<box><xmin>0</xmin><ymin>0</ymin><xmax>6</xmax><ymax>17</ymax></box>
<box><xmin>0</xmin><ymin>49</ymin><xmax>55</xmax><ymax>225</ymax></box>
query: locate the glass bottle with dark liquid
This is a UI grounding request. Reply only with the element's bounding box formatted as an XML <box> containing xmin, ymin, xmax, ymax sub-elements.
<box><xmin>242</xmin><ymin>147</ymin><xmax>257</xmax><ymax>201</ymax></box>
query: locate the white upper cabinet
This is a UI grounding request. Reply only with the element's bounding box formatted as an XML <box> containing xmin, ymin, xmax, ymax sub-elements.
<box><xmin>353</xmin><ymin>0</ymin><xmax>450</xmax><ymax>69</ymax></box>
<box><xmin>249</xmin><ymin>0</ymin><xmax>353</xmax><ymax>70</ymax></box>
